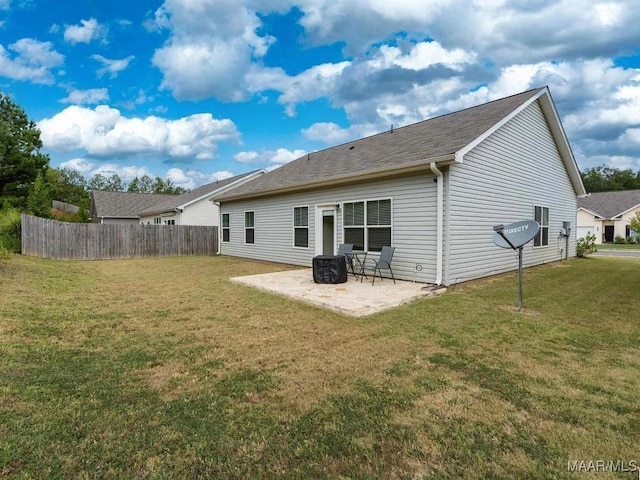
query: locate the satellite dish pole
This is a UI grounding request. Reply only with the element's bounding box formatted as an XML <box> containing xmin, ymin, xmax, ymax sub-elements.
<box><xmin>492</xmin><ymin>220</ymin><xmax>540</xmax><ymax>312</ymax></box>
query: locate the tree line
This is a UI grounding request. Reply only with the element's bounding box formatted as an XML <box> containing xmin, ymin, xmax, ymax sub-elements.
<box><xmin>580</xmin><ymin>166</ymin><xmax>640</xmax><ymax>193</ymax></box>
<box><xmin>0</xmin><ymin>92</ymin><xmax>187</xmax><ymax>222</ymax></box>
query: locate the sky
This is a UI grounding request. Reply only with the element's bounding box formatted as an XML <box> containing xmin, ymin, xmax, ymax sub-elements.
<box><xmin>1</xmin><ymin>0</ymin><xmax>639</xmax><ymax>190</ymax></box>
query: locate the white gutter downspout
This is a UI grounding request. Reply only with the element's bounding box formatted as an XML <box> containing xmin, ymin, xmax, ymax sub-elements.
<box><xmin>212</xmin><ymin>201</ymin><xmax>222</xmax><ymax>255</ymax></box>
<box><xmin>430</xmin><ymin>162</ymin><xmax>443</xmax><ymax>286</ymax></box>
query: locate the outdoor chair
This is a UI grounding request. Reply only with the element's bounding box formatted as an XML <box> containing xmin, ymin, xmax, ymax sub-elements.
<box><xmin>337</xmin><ymin>243</ymin><xmax>355</xmax><ymax>275</ymax></box>
<box><xmin>360</xmin><ymin>246</ymin><xmax>396</xmax><ymax>285</ymax></box>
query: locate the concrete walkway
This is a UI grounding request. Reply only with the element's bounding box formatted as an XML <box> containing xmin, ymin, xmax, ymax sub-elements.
<box><xmin>231</xmin><ymin>269</ymin><xmax>445</xmax><ymax>317</ymax></box>
<box><xmin>592</xmin><ymin>250</ymin><xmax>640</xmax><ymax>257</ymax></box>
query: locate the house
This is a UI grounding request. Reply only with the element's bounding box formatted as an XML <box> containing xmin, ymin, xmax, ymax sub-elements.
<box><xmin>214</xmin><ymin>87</ymin><xmax>586</xmax><ymax>286</ymax></box>
<box><xmin>90</xmin><ymin>191</ymin><xmax>177</xmax><ymax>224</ymax></box>
<box><xmin>577</xmin><ymin>190</ymin><xmax>640</xmax><ymax>243</ymax></box>
<box><xmin>138</xmin><ymin>170</ymin><xmax>265</xmax><ymax>226</ymax></box>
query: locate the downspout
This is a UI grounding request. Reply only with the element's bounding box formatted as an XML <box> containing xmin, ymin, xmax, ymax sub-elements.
<box><xmin>212</xmin><ymin>201</ymin><xmax>222</xmax><ymax>255</ymax></box>
<box><xmin>430</xmin><ymin>162</ymin><xmax>443</xmax><ymax>285</ymax></box>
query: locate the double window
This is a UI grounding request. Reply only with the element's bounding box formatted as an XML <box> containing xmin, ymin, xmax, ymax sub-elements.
<box><xmin>222</xmin><ymin>213</ymin><xmax>230</xmax><ymax>242</ymax></box>
<box><xmin>343</xmin><ymin>199</ymin><xmax>392</xmax><ymax>251</ymax></box>
<box><xmin>534</xmin><ymin>205</ymin><xmax>549</xmax><ymax>247</ymax></box>
<box><xmin>293</xmin><ymin>206</ymin><xmax>309</xmax><ymax>248</ymax></box>
<box><xmin>245</xmin><ymin>211</ymin><xmax>255</xmax><ymax>244</ymax></box>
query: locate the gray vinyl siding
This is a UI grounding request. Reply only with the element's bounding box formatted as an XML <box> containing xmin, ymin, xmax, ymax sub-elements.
<box><xmin>220</xmin><ymin>173</ymin><xmax>438</xmax><ymax>283</ymax></box>
<box><xmin>445</xmin><ymin>100</ymin><xmax>578</xmax><ymax>285</ymax></box>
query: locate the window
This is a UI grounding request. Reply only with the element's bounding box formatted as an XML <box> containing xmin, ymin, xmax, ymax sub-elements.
<box><xmin>343</xmin><ymin>199</ymin><xmax>391</xmax><ymax>251</ymax></box>
<box><xmin>166</xmin><ymin>219</ymin><xmax>175</xmax><ymax>225</ymax></box>
<box><xmin>293</xmin><ymin>206</ymin><xmax>308</xmax><ymax>248</ymax></box>
<box><xmin>222</xmin><ymin>213</ymin><xmax>230</xmax><ymax>242</ymax></box>
<box><xmin>245</xmin><ymin>211</ymin><xmax>255</xmax><ymax>244</ymax></box>
<box><xmin>534</xmin><ymin>206</ymin><xmax>549</xmax><ymax>247</ymax></box>
<box><xmin>154</xmin><ymin>217</ymin><xmax>161</xmax><ymax>225</ymax></box>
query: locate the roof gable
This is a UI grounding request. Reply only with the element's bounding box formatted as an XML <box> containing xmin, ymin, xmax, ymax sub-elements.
<box><xmin>578</xmin><ymin>190</ymin><xmax>640</xmax><ymax>218</ymax></box>
<box><xmin>138</xmin><ymin>170</ymin><xmax>265</xmax><ymax>216</ymax></box>
<box><xmin>217</xmin><ymin>87</ymin><xmax>584</xmax><ymax>202</ymax></box>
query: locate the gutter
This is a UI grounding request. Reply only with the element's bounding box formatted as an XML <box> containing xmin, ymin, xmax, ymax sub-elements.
<box><xmin>430</xmin><ymin>162</ymin><xmax>443</xmax><ymax>286</ymax></box>
<box><xmin>216</xmin><ymin>154</ymin><xmax>455</xmax><ymax>203</ymax></box>
<box><xmin>212</xmin><ymin>201</ymin><xmax>222</xmax><ymax>255</ymax></box>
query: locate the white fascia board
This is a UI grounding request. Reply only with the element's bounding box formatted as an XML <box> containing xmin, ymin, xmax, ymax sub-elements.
<box><xmin>454</xmin><ymin>87</ymin><xmax>587</xmax><ymax>197</ymax></box>
<box><xmin>577</xmin><ymin>206</ymin><xmax>604</xmax><ymax>219</ymax></box>
<box><xmin>454</xmin><ymin>89</ymin><xmax>548</xmax><ymax>164</ymax></box>
<box><xmin>615</xmin><ymin>202</ymin><xmax>640</xmax><ymax>219</ymax></box>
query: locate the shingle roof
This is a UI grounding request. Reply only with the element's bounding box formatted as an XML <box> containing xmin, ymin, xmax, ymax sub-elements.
<box><xmin>138</xmin><ymin>170</ymin><xmax>262</xmax><ymax>216</ymax></box>
<box><xmin>91</xmin><ymin>191</ymin><xmax>177</xmax><ymax>219</ymax></box>
<box><xmin>578</xmin><ymin>190</ymin><xmax>640</xmax><ymax>218</ymax></box>
<box><xmin>216</xmin><ymin>87</ymin><xmax>546</xmax><ymax>201</ymax></box>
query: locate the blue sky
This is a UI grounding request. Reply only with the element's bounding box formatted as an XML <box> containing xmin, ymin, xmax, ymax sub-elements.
<box><xmin>1</xmin><ymin>0</ymin><xmax>639</xmax><ymax>189</ymax></box>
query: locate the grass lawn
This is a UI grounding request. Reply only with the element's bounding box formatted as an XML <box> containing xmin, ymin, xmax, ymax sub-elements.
<box><xmin>1</xmin><ymin>255</ymin><xmax>639</xmax><ymax>479</ymax></box>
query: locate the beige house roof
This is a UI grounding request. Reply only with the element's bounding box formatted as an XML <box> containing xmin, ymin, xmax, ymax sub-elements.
<box><xmin>216</xmin><ymin>87</ymin><xmax>584</xmax><ymax>202</ymax></box>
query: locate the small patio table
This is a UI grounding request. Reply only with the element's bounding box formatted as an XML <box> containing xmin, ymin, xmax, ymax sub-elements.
<box><xmin>349</xmin><ymin>251</ymin><xmax>368</xmax><ymax>281</ymax></box>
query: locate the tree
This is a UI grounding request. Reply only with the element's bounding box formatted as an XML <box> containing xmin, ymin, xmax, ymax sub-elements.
<box><xmin>630</xmin><ymin>211</ymin><xmax>640</xmax><ymax>236</ymax></box>
<box><xmin>87</xmin><ymin>173</ymin><xmax>124</xmax><ymax>192</ymax></box>
<box><xmin>0</xmin><ymin>92</ymin><xmax>49</xmax><ymax>206</ymax></box>
<box><xmin>581</xmin><ymin>166</ymin><xmax>640</xmax><ymax>192</ymax></box>
<box><xmin>127</xmin><ymin>175</ymin><xmax>154</xmax><ymax>193</ymax></box>
<box><xmin>49</xmin><ymin>167</ymin><xmax>89</xmax><ymax>208</ymax></box>
<box><xmin>27</xmin><ymin>171</ymin><xmax>53</xmax><ymax>218</ymax></box>
<box><xmin>150</xmin><ymin>176</ymin><xmax>187</xmax><ymax>194</ymax></box>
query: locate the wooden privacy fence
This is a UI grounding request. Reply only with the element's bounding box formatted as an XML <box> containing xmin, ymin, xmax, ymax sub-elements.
<box><xmin>21</xmin><ymin>215</ymin><xmax>218</xmax><ymax>260</ymax></box>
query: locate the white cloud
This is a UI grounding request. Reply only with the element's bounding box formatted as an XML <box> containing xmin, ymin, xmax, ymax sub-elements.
<box><xmin>151</xmin><ymin>0</ymin><xmax>277</xmax><ymax>101</ymax></box>
<box><xmin>234</xmin><ymin>148</ymin><xmax>306</xmax><ymax>166</ymax></box>
<box><xmin>91</xmin><ymin>54</ymin><xmax>134</xmax><ymax>78</ymax></box>
<box><xmin>60</xmin><ymin>158</ymin><xmax>94</xmax><ymax>173</ymax></box>
<box><xmin>38</xmin><ymin>105</ymin><xmax>240</xmax><ymax>162</ymax></box>
<box><xmin>0</xmin><ymin>38</ymin><xmax>64</xmax><ymax>84</ymax></box>
<box><xmin>64</xmin><ymin>18</ymin><xmax>107</xmax><ymax>44</ymax></box>
<box><xmin>60</xmin><ymin>88</ymin><xmax>109</xmax><ymax>105</ymax></box>
<box><xmin>166</xmin><ymin>167</ymin><xmax>234</xmax><ymax>189</ymax></box>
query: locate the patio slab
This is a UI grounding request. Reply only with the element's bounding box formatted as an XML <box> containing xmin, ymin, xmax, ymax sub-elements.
<box><xmin>230</xmin><ymin>268</ymin><xmax>446</xmax><ymax>317</ymax></box>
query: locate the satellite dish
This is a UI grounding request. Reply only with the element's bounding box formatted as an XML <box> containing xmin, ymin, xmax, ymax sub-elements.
<box><xmin>493</xmin><ymin>220</ymin><xmax>540</xmax><ymax>249</ymax></box>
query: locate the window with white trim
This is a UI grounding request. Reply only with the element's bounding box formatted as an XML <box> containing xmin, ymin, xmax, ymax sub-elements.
<box><xmin>293</xmin><ymin>206</ymin><xmax>308</xmax><ymax>248</ymax></box>
<box><xmin>534</xmin><ymin>205</ymin><xmax>549</xmax><ymax>247</ymax></box>
<box><xmin>154</xmin><ymin>217</ymin><xmax>161</xmax><ymax>225</ymax></box>
<box><xmin>245</xmin><ymin>211</ymin><xmax>255</xmax><ymax>244</ymax></box>
<box><xmin>343</xmin><ymin>199</ymin><xmax>391</xmax><ymax>251</ymax></box>
<box><xmin>222</xmin><ymin>213</ymin><xmax>230</xmax><ymax>242</ymax></box>
<box><xmin>166</xmin><ymin>219</ymin><xmax>175</xmax><ymax>225</ymax></box>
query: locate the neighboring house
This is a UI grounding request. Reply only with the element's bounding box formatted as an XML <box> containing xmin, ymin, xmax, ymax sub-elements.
<box><xmin>214</xmin><ymin>87</ymin><xmax>586</xmax><ymax>286</ymax></box>
<box><xmin>577</xmin><ymin>190</ymin><xmax>640</xmax><ymax>243</ymax></box>
<box><xmin>90</xmin><ymin>191</ymin><xmax>177</xmax><ymax>224</ymax></box>
<box><xmin>138</xmin><ymin>170</ymin><xmax>265</xmax><ymax>226</ymax></box>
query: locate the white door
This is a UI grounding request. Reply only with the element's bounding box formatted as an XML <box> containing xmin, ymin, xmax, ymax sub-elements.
<box><xmin>314</xmin><ymin>205</ymin><xmax>336</xmax><ymax>256</ymax></box>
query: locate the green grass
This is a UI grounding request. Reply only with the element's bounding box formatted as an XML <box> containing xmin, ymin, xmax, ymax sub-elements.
<box><xmin>1</xmin><ymin>254</ymin><xmax>639</xmax><ymax>479</ymax></box>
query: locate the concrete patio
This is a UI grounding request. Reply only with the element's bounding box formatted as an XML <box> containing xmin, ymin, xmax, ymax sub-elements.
<box><xmin>231</xmin><ymin>268</ymin><xmax>446</xmax><ymax>317</ymax></box>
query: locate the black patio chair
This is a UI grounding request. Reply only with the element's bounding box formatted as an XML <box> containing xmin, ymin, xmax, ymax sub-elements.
<box><xmin>361</xmin><ymin>246</ymin><xmax>396</xmax><ymax>285</ymax></box>
<box><xmin>337</xmin><ymin>243</ymin><xmax>355</xmax><ymax>275</ymax></box>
